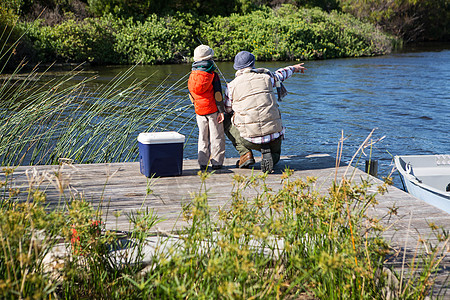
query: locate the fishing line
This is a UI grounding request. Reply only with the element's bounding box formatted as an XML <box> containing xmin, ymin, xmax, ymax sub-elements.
<box><xmin>195</xmin><ymin>37</ymin><xmax>228</xmax><ymax>84</ymax></box>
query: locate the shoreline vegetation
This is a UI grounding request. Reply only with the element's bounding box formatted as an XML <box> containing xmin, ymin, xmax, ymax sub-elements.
<box><xmin>3</xmin><ymin>6</ymin><xmax>396</xmax><ymax>69</ymax></box>
<box><xmin>1</xmin><ymin>0</ymin><xmax>448</xmax><ymax>70</ymax></box>
<box><xmin>0</xmin><ymin>159</ymin><xmax>448</xmax><ymax>299</ymax></box>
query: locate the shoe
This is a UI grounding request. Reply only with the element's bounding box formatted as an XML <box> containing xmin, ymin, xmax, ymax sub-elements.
<box><xmin>200</xmin><ymin>165</ymin><xmax>207</xmax><ymax>171</ymax></box>
<box><xmin>236</xmin><ymin>151</ymin><xmax>255</xmax><ymax>168</ymax></box>
<box><xmin>212</xmin><ymin>165</ymin><xmax>222</xmax><ymax>170</ymax></box>
<box><xmin>261</xmin><ymin>146</ymin><xmax>273</xmax><ymax>173</ymax></box>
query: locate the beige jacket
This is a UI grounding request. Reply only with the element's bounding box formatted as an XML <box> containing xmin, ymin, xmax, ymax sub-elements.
<box><xmin>228</xmin><ymin>68</ymin><xmax>283</xmax><ymax>138</ymax></box>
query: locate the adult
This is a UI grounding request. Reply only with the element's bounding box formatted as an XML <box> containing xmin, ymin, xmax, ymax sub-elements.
<box><xmin>223</xmin><ymin>51</ymin><xmax>306</xmax><ymax>173</ymax></box>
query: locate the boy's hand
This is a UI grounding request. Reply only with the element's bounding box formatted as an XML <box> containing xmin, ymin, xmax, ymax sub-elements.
<box><xmin>217</xmin><ymin>112</ymin><xmax>224</xmax><ymax>124</ymax></box>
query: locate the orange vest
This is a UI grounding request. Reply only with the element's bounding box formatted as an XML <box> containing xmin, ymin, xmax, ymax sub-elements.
<box><xmin>188</xmin><ymin>70</ymin><xmax>218</xmax><ymax>116</ymax></box>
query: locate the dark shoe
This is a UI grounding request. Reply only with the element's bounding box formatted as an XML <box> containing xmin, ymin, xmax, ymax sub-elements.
<box><xmin>236</xmin><ymin>151</ymin><xmax>255</xmax><ymax>168</ymax></box>
<box><xmin>212</xmin><ymin>165</ymin><xmax>222</xmax><ymax>170</ymax></box>
<box><xmin>261</xmin><ymin>146</ymin><xmax>273</xmax><ymax>173</ymax></box>
<box><xmin>200</xmin><ymin>165</ymin><xmax>207</xmax><ymax>171</ymax></box>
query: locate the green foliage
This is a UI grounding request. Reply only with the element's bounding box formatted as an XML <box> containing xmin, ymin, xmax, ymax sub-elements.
<box><xmin>113</xmin><ymin>12</ymin><xmax>197</xmax><ymax>64</ymax></box>
<box><xmin>20</xmin><ymin>12</ymin><xmax>199</xmax><ymax>64</ymax></box>
<box><xmin>7</xmin><ymin>0</ymin><xmax>449</xmax><ymax>42</ymax></box>
<box><xmin>87</xmin><ymin>0</ymin><xmax>166</xmax><ymax>19</ymax></box>
<box><xmin>17</xmin><ymin>6</ymin><xmax>395</xmax><ymax>66</ymax></box>
<box><xmin>9</xmin><ymin>0</ymin><xmax>80</xmax><ymax>16</ymax></box>
<box><xmin>414</xmin><ymin>0</ymin><xmax>449</xmax><ymax>41</ymax></box>
<box><xmin>338</xmin><ymin>0</ymin><xmax>449</xmax><ymax>42</ymax></box>
<box><xmin>0</xmin><ymin>4</ymin><xmax>20</xmax><ymax>47</ymax></box>
<box><xmin>0</xmin><ymin>0</ymin><xmax>24</xmax><ymax>16</ymax></box>
<box><xmin>87</xmin><ymin>0</ymin><xmax>244</xmax><ymax>19</ymax></box>
<box><xmin>21</xmin><ymin>17</ymin><xmax>119</xmax><ymax>63</ymax></box>
<box><xmin>202</xmin><ymin>7</ymin><xmax>394</xmax><ymax>62</ymax></box>
<box><xmin>175</xmin><ymin>0</ymin><xmax>242</xmax><ymax>16</ymax></box>
<box><xmin>281</xmin><ymin>0</ymin><xmax>340</xmax><ymax>11</ymax></box>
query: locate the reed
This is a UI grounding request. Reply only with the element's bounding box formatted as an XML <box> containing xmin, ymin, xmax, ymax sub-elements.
<box><xmin>1</xmin><ymin>23</ymin><xmax>193</xmax><ymax>167</ymax></box>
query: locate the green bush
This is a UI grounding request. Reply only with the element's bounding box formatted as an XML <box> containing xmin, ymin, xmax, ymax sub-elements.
<box><xmin>0</xmin><ymin>7</ymin><xmax>24</xmax><ymax>72</ymax></box>
<box><xmin>202</xmin><ymin>6</ymin><xmax>394</xmax><ymax>62</ymax></box>
<box><xmin>113</xmin><ymin>12</ymin><xmax>197</xmax><ymax>64</ymax></box>
<box><xmin>87</xmin><ymin>0</ymin><xmax>245</xmax><ymax>19</ymax></box>
<box><xmin>21</xmin><ymin>12</ymin><xmax>199</xmax><ymax>64</ymax></box>
<box><xmin>17</xmin><ymin>6</ymin><xmax>395</xmax><ymax>65</ymax></box>
<box><xmin>339</xmin><ymin>0</ymin><xmax>449</xmax><ymax>42</ymax></box>
<box><xmin>87</xmin><ymin>0</ymin><xmax>163</xmax><ymax>19</ymax></box>
<box><xmin>0</xmin><ymin>3</ymin><xmax>20</xmax><ymax>46</ymax></box>
<box><xmin>22</xmin><ymin>17</ymin><xmax>120</xmax><ymax>63</ymax></box>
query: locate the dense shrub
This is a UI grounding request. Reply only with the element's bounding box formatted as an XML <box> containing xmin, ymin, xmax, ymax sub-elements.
<box><xmin>113</xmin><ymin>12</ymin><xmax>197</xmax><ymax>64</ymax></box>
<box><xmin>87</xmin><ymin>0</ymin><xmax>248</xmax><ymax>18</ymax></box>
<box><xmin>18</xmin><ymin>7</ymin><xmax>395</xmax><ymax>65</ymax></box>
<box><xmin>258</xmin><ymin>0</ymin><xmax>340</xmax><ymax>11</ymax></box>
<box><xmin>339</xmin><ymin>0</ymin><xmax>449</xmax><ymax>42</ymax></box>
<box><xmin>5</xmin><ymin>0</ymin><xmax>449</xmax><ymax>43</ymax></box>
<box><xmin>0</xmin><ymin>3</ymin><xmax>20</xmax><ymax>38</ymax></box>
<box><xmin>0</xmin><ymin>6</ymin><xmax>23</xmax><ymax>72</ymax></box>
<box><xmin>23</xmin><ymin>17</ymin><xmax>117</xmax><ymax>63</ymax></box>
<box><xmin>202</xmin><ymin>6</ymin><xmax>394</xmax><ymax>62</ymax></box>
<box><xmin>21</xmin><ymin>12</ymin><xmax>199</xmax><ymax>64</ymax></box>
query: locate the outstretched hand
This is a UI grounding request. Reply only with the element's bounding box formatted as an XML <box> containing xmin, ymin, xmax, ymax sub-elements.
<box><xmin>292</xmin><ymin>63</ymin><xmax>306</xmax><ymax>74</ymax></box>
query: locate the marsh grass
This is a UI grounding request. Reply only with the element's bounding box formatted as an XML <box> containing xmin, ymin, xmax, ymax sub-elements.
<box><xmin>0</xmin><ymin>65</ymin><xmax>193</xmax><ymax>166</ymax></box>
<box><xmin>1</xmin><ymin>23</ymin><xmax>193</xmax><ymax>167</ymax></box>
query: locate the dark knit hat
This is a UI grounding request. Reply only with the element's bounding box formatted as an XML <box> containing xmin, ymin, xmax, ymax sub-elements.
<box><xmin>233</xmin><ymin>51</ymin><xmax>255</xmax><ymax>70</ymax></box>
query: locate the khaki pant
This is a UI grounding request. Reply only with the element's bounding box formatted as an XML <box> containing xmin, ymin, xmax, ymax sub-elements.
<box><xmin>196</xmin><ymin>112</ymin><xmax>225</xmax><ymax>167</ymax></box>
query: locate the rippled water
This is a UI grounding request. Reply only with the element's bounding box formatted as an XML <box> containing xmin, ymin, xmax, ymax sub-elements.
<box><xmin>278</xmin><ymin>47</ymin><xmax>450</xmax><ymax>186</ymax></box>
<box><xmin>35</xmin><ymin>45</ymin><xmax>450</xmax><ymax>187</ymax></box>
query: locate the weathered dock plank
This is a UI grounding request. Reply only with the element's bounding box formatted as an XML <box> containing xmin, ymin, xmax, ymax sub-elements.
<box><xmin>3</xmin><ymin>154</ymin><xmax>449</xmax><ymax>241</ymax></box>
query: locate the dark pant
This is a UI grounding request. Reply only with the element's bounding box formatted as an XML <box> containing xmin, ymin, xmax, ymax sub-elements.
<box><xmin>223</xmin><ymin>113</ymin><xmax>282</xmax><ymax>165</ymax></box>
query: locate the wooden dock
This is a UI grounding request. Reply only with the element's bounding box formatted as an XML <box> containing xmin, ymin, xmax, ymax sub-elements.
<box><xmin>2</xmin><ymin>154</ymin><xmax>449</xmax><ymax>295</ymax></box>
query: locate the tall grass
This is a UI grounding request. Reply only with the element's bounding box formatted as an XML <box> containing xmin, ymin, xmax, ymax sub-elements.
<box><xmin>0</xmin><ymin>24</ymin><xmax>193</xmax><ymax>167</ymax></box>
<box><xmin>0</xmin><ymin>160</ymin><xmax>448</xmax><ymax>299</ymax></box>
<box><xmin>0</xmin><ymin>164</ymin><xmax>162</xmax><ymax>299</ymax></box>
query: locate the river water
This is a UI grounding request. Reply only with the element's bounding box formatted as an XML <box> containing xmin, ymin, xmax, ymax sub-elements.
<box><xmin>35</xmin><ymin>44</ymin><xmax>450</xmax><ymax>187</ymax></box>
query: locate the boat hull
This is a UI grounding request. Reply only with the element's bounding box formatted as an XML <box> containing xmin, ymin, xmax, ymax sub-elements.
<box><xmin>395</xmin><ymin>155</ymin><xmax>450</xmax><ymax>215</ymax></box>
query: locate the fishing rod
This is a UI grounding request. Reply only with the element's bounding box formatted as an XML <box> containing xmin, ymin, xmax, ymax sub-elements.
<box><xmin>195</xmin><ymin>37</ymin><xmax>228</xmax><ymax>84</ymax></box>
<box><xmin>211</xmin><ymin>60</ymin><xmax>228</xmax><ymax>84</ymax></box>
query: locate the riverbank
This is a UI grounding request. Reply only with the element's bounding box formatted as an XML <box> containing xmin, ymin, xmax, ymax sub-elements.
<box><xmin>8</xmin><ymin>6</ymin><xmax>396</xmax><ymax>69</ymax></box>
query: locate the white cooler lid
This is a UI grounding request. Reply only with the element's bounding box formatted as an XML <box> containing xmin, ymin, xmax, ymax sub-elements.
<box><xmin>138</xmin><ymin>131</ymin><xmax>185</xmax><ymax>144</ymax></box>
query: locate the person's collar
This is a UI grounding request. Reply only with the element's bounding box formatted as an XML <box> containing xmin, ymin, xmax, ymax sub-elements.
<box><xmin>235</xmin><ymin>67</ymin><xmax>272</xmax><ymax>76</ymax></box>
<box><xmin>235</xmin><ymin>67</ymin><xmax>254</xmax><ymax>76</ymax></box>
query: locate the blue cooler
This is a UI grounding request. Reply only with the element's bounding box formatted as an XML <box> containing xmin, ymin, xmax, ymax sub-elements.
<box><xmin>138</xmin><ymin>131</ymin><xmax>185</xmax><ymax>177</ymax></box>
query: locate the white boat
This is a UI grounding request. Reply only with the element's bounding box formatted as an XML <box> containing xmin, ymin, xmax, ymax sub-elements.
<box><xmin>394</xmin><ymin>155</ymin><xmax>450</xmax><ymax>215</ymax></box>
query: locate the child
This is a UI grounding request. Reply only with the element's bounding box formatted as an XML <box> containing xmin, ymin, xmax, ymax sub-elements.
<box><xmin>188</xmin><ymin>45</ymin><xmax>225</xmax><ymax>170</ymax></box>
